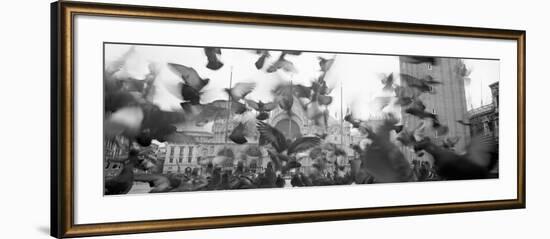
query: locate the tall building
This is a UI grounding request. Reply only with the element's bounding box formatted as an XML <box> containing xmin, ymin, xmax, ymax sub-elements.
<box><xmin>399</xmin><ymin>57</ymin><xmax>470</xmax><ymax>161</ymax></box>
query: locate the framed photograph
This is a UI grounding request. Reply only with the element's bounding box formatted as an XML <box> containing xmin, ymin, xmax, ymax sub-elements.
<box><xmin>51</xmin><ymin>1</ymin><xmax>525</xmax><ymax>238</ymax></box>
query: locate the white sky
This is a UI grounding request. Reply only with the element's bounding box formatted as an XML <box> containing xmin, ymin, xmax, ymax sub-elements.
<box><xmin>105</xmin><ymin>44</ymin><xmax>499</xmax><ymax>121</ymax></box>
<box><xmin>463</xmin><ymin>59</ymin><xmax>500</xmax><ymax>110</ymax></box>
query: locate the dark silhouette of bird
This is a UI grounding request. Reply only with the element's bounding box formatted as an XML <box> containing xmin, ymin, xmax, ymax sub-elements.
<box><xmin>189</xmin><ymin>94</ymin><xmax>254</xmax><ymax>126</ymax></box>
<box><xmin>266</xmin><ymin>150</ymin><xmax>302</xmax><ymax>174</ymax></box>
<box><xmin>204</xmin><ymin>47</ymin><xmax>224</xmax><ymax>70</ymax></box>
<box><xmin>103</xmin><ymin>62</ymin><xmax>164</xmax><ymax>142</ymax></box>
<box><xmin>230</xmin><ymin>101</ymin><xmax>249</xmax><ymax>114</ymax></box>
<box><xmin>272</xmin><ymin>82</ymin><xmax>312</xmax><ymax>113</ymax></box>
<box><xmin>395</xmin><ymin>129</ymin><xmax>417</xmax><ymax>146</ymax></box>
<box><xmin>104</xmin><ymin>61</ymin><xmax>159</xmax><ymax>111</ymax></box>
<box><xmin>246</xmin><ymin>99</ymin><xmax>277</xmax><ymax>120</ymax></box>
<box><xmin>184</xmin><ymin>101</ymin><xmax>228</xmax><ymax>127</ymax></box>
<box><xmin>179</xmin><ymin>83</ymin><xmax>202</xmax><ymax>106</ymax></box>
<box><xmin>254</xmin><ymin>50</ymin><xmax>271</xmax><ymax>69</ymax></box>
<box><xmin>272</xmin><ymin>82</ymin><xmax>304</xmax><ymax>116</ymax></box>
<box><xmin>275</xmin><ymin>175</ymin><xmax>286</xmax><ymax>187</ymax></box>
<box><xmin>255</xmin><ymin>112</ymin><xmax>269</xmax><ymax>121</ymax></box>
<box><xmin>355</xmin><ymin>116</ymin><xmax>415</xmax><ymax>183</ymax></box>
<box><xmin>266</xmin><ymin>51</ymin><xmax>299</xmax><ymax>73</ymax></box>
<box><xmin>135</xmin><ymin>104</ymin><xmax>189</xmax><ymax>146</ymax></box>
<box><xmin>344</xmin><ymin>111</ymin><xmax>362</xmax><ymax>129</ymax></box>
<box><xmin>229</xmin><ymin>173</ymin><xmax>257</xmax><ymax>189</ymax></box>
<box><xmin>414</xmin><ymin>136</ymin><xmax>497</xmax><ymax>180</ymax></box>
<box><xmin>135</xmin><ymin>124</ymin><xmax>177</xmax><ymax>147</ymax></box>
<box><xmin>400</xmin><ymin>74</ymin><xmax>441</xmax><ymax>93</ymax></box>
<box><xmin>225</xmin><ymin>82</ymin><xmax>256</xmax><ymax>102</ymax></box>
<box><xmin>318</xmin><ymin>56</ymin><xmax>335</xmax><ymax>72</ymax></box>
<box><xmin>168</xmin><ymin>63</ymin><xmax>210</xmax><ymax>107</ymax></box>
<box><xmin>309</xmin><ymin>80</ymin><xmax>332</xmax><ymax>106</ymax></box>
<box><xmin>257</xmin><ymin>121</ymin><xmax>319</xmax><ymax>175</ymax></box>
<box><xmin>381</xmin><ymin>73</ymin><xmax>394</xmax><ymax>92</ymax></box>
<box><xmin>291</xmin><ymin>172</ymin><xmax>313</xmax><ymax>187</ymax></box>
<box><xmin>104</xmin><ymin>90</ymin><xmax>142</xmax><ymax>113</ymax></box>
<box><xmin>405</xmin><ymin>107</ymin><xmax>437</xmax><ymax>120</ymax></box>
<box><xmin>216</xmin><ymin>172</ymin><xmax>232</xmax><ymax>190</ymax></box>
<box><xmin>167</xmin><ymin>63</ymin><xmax>210</xmax><ymax>91</ymax></box>
<box><xmin>229</xmin><ymin>122</ymin><xmax>249</xmax><ymax>144</ymax></box>
<box><xmin>442</xmin><ymin>136</ymin><xmax>460</xmax><ymax>150</ymax></box>
<box><xmin>408</xmin><ymin>99</ymin><xmax>426</xmax><ymax>111</ymax></box>
<box><xmin>393</xmin><ymin>125</ymin><xmax>405</xmax><ymax>134</ymax></box>
<box><xmin>349</xmin><ymin>158</ymin><xmax>373</xmax><ymax>184</ymax></box>
<box><xmin>394</xmin><ymin>85</ymin><xmax>420</xmax><ymax>106</ymax></box>
<box><xmin>257</xmin><ymin>121</ymin><xmax>321</xmax><ymax>154</ymax></box>
<box><xmin>400</xmin><ymin>56</ymin><xmax>439</xmax><ymax>66</ymax></box>
<box><xmin>228</xmin><ymin>116</ymin><xmax>257</xmax><ymax>144</ymax></box>
<box><xmin>206</xmin><ymin>167</ymin><xmax>222</xmax><ymax>190</ymax></box>
<box><xmin>246</xmin><ymin>99</ymin><xmax>277</xmax><ymax>113</ymax></box>
<box><xmin>404</xmin><ymin>104</ymin><xmax>449</xmax><ymax>137</ymax></box>
<box><xmin>257</xmin><ymin>163</ymin><xmax>278</xmax><ymax>188</ymax></box>
<box><xmin>290</xmin><ymin>173</ymin><xmax>304</xmax><ymax>187</ymax></box>
<box><xmin>283</xmin><ymin>160</ymin><xmax>302</xmax><ymax>172</ymax></box>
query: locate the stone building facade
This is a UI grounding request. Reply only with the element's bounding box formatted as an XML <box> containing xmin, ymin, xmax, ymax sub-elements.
<box><xmin>468</xmin><ymin>82</ymin><xmax>499</xmax><ymax>141</ymax></box>
<box><xmin>399</xmin><ymin>57</ymin><xmax>471</xmax><ymax>162</ymax></box>
<box><xmin>161</xmin><ymin>96</ymin><xmax>360</xmax><ymax>174</ymax></box>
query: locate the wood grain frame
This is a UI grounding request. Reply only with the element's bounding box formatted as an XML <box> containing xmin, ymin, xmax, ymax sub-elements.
<box><xmin>51</xmin><ymin>1</ymin><xmax>526</xmax><ymax>237</ymax></box>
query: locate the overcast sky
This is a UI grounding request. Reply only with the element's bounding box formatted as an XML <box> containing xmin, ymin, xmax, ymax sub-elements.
<box><xmin>463</xmin><ymin>59</ymin><xmax>500</xmax><ymax>110</ymax></box>
<box><xmin>105</xmin><ymin>44</ymin><xmax>499</xmax><ymax>122</ymax></box>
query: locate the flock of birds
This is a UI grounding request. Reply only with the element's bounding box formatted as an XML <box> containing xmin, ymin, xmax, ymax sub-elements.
<box><xmin>103</xmin><ymin>46</ymin><xmax>498</xmax><ymax>195</ymax></box>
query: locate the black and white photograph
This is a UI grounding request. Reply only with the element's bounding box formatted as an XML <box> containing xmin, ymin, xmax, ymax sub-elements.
<box><xmin>0</xmin><ymin>0</ymin><xmax>539</xmax><ymax>238</ymax></box>
<box><xmin>103</xmin><ymin>43</ymin><xmax>499</xmax><ymax>195</ymax></box>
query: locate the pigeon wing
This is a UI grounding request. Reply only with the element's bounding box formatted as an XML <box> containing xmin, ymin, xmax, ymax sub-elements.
<box><xmin>287</xmin><ymin>136</ymin><xmax>321</xmax><ymax>155</ymax></box>
<box><xmin>257</xmin><ymin>121</ymin><xmax>288</xmax><ymax>152</ymax></box>
<box><xmin>245</xmin><ymin>99</ymin><xmax>260</xmax><ymax>111</ymax></box>
<box><xmin>167</xmin><ymin>63</ymin><xmax>207</xmax><ymax>90</ymax></box>
<box><xmin>229</xmin><ymin>82</ymin><xmax>256</xmax><ymax>100</ymax></box>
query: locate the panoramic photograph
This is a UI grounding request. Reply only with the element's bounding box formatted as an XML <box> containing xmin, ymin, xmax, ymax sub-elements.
<box><xmin>103</xmin><ymin>43</ymin><xmax>500</xmax><ymax>195</ymax></box>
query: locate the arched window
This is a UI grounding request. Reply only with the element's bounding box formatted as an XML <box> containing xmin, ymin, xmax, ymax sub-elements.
<box><xmin>274</xmin><ymin>119</ymin><xmax>302</xmax><ymax>139</ymax></box>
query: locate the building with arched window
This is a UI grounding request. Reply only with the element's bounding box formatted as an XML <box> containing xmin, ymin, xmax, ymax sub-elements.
<box><xmin>161</xmin><ymin>95</ymin><xmax>361</xmax><ymax>174</ymax></box>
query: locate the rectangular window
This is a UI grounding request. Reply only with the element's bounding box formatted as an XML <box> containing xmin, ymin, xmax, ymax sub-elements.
<box><xmin>168</xmin><ymin>146</ymin><xmax>174</xmax><ymax>157</ymax></box>
<box><xmin>188</xmin><ymin>146</ymin><xmax>194</xmax><ymax>163</ymax></box>
<box><xmin>179</xmin><ymin>146</ymin><xmax>185</xmax><ymax>157</ymax></box>
<box><xmin>179</xmin><ymin>146</ymin><xmax>185</xmax><ymax>163</ymax></box>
